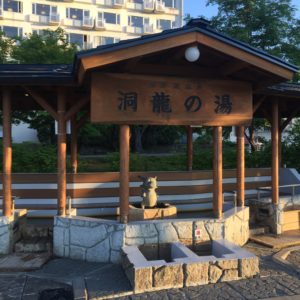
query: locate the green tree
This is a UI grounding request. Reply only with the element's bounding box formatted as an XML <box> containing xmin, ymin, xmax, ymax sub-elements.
<box><xmin>0</xmin><ymin>31</ymin><xmax>13</xmax><ymax>63</ymax></box>
<box><xmin>206</xmin><ymin>0</ymin><xmax>300</xmax><ymax>69</ymax></box>
<box><xmin>202</xmin><ymin>0</ymin><xmax>300</xmax><ymax>150</ymax></box>
<box><xmin>11</xmin><ymin>28</ymin><xmax>77</xmax><ymax>64</ymax></box>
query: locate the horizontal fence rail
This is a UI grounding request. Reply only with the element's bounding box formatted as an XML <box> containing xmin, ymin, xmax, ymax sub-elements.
<box><xmin>0</xmin><ymin>168</ymin><xmax>272</xmax><ymax>218</ymax></box>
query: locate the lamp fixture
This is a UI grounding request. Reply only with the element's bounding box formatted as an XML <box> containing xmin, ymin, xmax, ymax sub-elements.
<box><xmin>185</xmin><ymin>46</ymin><xmax>200</xmax><ymax>62</ymax></box>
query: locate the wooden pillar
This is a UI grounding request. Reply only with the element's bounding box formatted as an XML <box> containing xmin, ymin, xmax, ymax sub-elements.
<box><xmin>272</xmin><ymin>100</ymin><xmax>279</xmax><ymax>205</ymax></box>
<box><xmin>236</xmin><ymin>126</ymin><xmax>245</xmax><ymax>207</ymax></box>
<box><xmin>71</xmin><ymin>116</ymin><xmax>78</xmax><ymax>174</ymax></box>
<box><xmin>186</xmin><ymin>126</ymin><xmax>193</xmax><ymax>171</ymax></box>
<box><xmin>119</xmin><ymin>125</ymin><xmax>130</xmax><ymax>224</ymax></box>
<box><xmin>2</xmin><ymin>89</ymin><xmax>12</xmax><ymax>217</ymax></box>
<box><xmin>213</xmin><ymin>126</ymin><xmax>223</xmax><ymax>218</ymax></box>
<box><xmin>57</xmin><ymin>88</ymin><xmax>67</xmax><ymax>216</ymax></box>
<box><xmin>278</xmin><ymin>129</ymin><xmax>282</xmax><ymax>168</ymax></box>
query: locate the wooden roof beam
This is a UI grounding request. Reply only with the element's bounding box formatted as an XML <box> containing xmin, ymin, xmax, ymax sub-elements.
<box><xmin>122</xmin><ymin>63</ymin><xmax>216</xmax><ymax>77</ymax></box>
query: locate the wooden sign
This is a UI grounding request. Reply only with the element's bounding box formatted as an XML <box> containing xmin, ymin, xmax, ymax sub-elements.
<box><xmin>91</xmin><ymin>73</ymin><xmax>252</xmax><ymax>126</ymax></box>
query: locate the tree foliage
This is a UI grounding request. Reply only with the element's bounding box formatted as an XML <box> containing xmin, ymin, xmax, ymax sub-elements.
<box><xmin>207</xmin><ymin>0</ymin><xmax>300</xmax><ymax>70</ymax></box>
<box><xmin>11</xmin><ymin>28</ymin><xmax>77</xmax><ymax>64</ymax></box>
<box><xmin>0</xmin><ymin>31</ymin><xmax>13</xmax><ymax>63</ymax></box>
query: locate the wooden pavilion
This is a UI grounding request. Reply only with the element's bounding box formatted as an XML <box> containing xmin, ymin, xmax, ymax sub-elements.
<box><xmin>0</xmin><ymin>19</ymin><xmax>299</xmax><ymax>224</ymax></box>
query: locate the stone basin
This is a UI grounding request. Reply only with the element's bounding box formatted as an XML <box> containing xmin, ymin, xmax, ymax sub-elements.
<box><xmin>122</xmin><ymin>239</ymin><xmax>259</xmax><ymax>293</ymax></box>
<box><xmin>128</xmin><ymin>203</ymin><xmax>177</xmax><ymax>221</ymax></box>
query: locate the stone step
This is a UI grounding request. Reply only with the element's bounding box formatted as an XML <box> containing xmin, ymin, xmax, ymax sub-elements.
<box><xmin>0</xmin><ymin>253</ymin><xmax>51</xmax><ymax>272</ymax></box>
<box><xmin>250</xmin><ymin>226</ymin><xmax>270</xmax><ymax>236</ymax></box>
<box><xmin>15</xmin><ymin>237</ymin><xmax>52</xmax><ymax>253</ymax></box>
<box><xmin>22</xmin><ymin>224</ymin><xmax>52</xmax><ymax>239</ymax></box>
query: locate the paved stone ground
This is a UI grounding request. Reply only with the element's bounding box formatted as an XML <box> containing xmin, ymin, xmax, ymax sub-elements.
<box><xmin>0</xmin><ymin>242</ymin><xmax>299</xmax><ymax>300</ymax></box>
<box><xmin>286</xmin><ymin>250</ymin><xmax>300</xmax><ymax>268</ymax></box>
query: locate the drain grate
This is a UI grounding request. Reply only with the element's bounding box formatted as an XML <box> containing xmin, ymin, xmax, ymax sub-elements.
<box><xmin>38</xmin><ymin>288</ymin><xmax>74</xmax><ymax>300</ymax></box>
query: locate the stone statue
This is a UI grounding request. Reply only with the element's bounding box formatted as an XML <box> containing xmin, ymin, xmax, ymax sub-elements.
<box><xmin>139</xmin><ymin>176</ymin><xmax>158</xmax><ymax>208</ymax></box>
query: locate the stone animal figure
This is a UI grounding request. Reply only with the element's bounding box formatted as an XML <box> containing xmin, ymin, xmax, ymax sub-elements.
<box><xmin>139</xmin><ymin>176</ymin><xmax>158</xmax><ymax>208</ymax></box>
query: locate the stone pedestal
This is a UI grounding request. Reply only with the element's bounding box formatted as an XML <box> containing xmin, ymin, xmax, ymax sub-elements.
<box><xmin>0</xmin><ymin>209</ymin><xmax>27</xmax><ymax>254</ymax></box>
<box><xmin>129</xmin><ymin>204</ymin><xmax>177</xmax><ymax>221</ymax></box>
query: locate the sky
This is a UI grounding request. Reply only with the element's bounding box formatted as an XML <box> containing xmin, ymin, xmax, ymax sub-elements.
<box><xmin>184</xmin><ymin>0</ymin><xmax>300</xmax><ymax>19</ymax></box>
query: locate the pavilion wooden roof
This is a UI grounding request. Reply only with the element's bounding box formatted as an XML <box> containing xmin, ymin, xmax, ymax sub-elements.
<box><xmin>0</xmin><ymin>18</ymin><xmax>298</xmax><ymax>113</ymax></box>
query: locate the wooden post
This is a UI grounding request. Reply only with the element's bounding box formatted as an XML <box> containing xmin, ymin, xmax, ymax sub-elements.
<box><xmin>236</xmin><ymin>126</ymin><xmax>245</xmax><ymax>207</ymax></box>
<box><xmin>57</xmin><ymin>88</ymin><xmax>67</xmax><ymax>216</ymax></box>
<box><xmin>278</xmin><ymin>129</ymin><xmax>282</xmax><ymax>168</ymax></box>
<box><xmin>187</xmin><ymin>126</ymin><xmax>193</xmax><ymax>171</ymax></box>
<box><xmin>272</xmin><ymin>100</ymin><xmax>279</xmax><ymax>205</ymax></box>
<box><xmin>2</xmin><ymin>89</ymin><xmax>12</xmax><ymax>217</ymax></box>
<box><xmin>71</xmin><ymin>116</ymin><xmax>78</xmax><ymax>174</ymax></box>
<box><xmin>213</xmin><ymin>126</ymin><xmax>223</xmax><ymax>218</ymax></box>
<box><xmin>119</xmin><ymin>125</ymin><xmax>130</xmax><ymax>224</ymax></box>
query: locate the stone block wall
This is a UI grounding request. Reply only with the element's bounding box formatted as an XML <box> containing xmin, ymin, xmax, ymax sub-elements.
<box><xmin>125</xmin><ymin>207</ymin><xmax>249</xmax><ymax>248</ymax></box>
<box><xmin>53</xmin><ymin>216</ymin><xmax>125</xmax><ymax>264</ymax></box>
<box><xmin>53</xmin><ymin>207</ymin><xmax>250</xmax><ymax>264</ymax></box>
<box><xmin>249</xmin><ymin>200</ymin><xmax>285</xmax><ymax>234</ymax></box>
<box><xmin>0</xmin><ymin>209</ymin><xmax>27</xmax><ymax>254</ymax></box>
<box><xmin>121</xmin><ymin>240</ymin><xmax>259</xmax><ymax>293</ymax></box>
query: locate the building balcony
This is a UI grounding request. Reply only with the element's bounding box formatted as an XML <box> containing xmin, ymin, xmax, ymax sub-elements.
<box><xmin>126</xmin><ymin>25</ymin><xmax>143</xmax><ymax>35</ymax></box>
<box><xmin>143</xmin><ymin>24</ymin><xmax>154</xmax><ymax>34</ymax></box>
<box><xmin>63</xmin><ymin>18</ymin><xmax>94</xmax><ymax>29</ymax></box>
<box><xmin>49</xmin><ymin>14</ymin><xmax>60</xmax><ymax>25</ymax></box>
<box><xmin>96</xmin><ymin>0</ymin><xmax>125</xmax><ymax>8</ymax></box>
<box><xmin>143</xmin><ymin>0</ymin><xmax>155</xmax><ymax>12</ymax></box>
<box><xmin>155</xmin><ymin>1</ymin><xmax>166</xmax><ymax>13</ymax></box>
<box><xmin>164</xmin><ymin>7</ymin><xmax>180</xmax><ymax>15</ymax></box>
<box><xmin>82</xmin><ymin>42</ymin><xmax>93</xmax><ymax>50</ymax></box>
<box><xmin>126</xmin><ymin>0</ymin><xmax>154</xmax><ymax>12</ymax></box>
<box><xmin>95</xmin><ymin>18</ymin><xmax>106</xmax><ymax>30</ymax></box>
<box><xmin>29</xmin><ymin>14</ymin><xmax>60</xmax><ymax>25</ymax></box>
<box><xmin>0</xmin><ymin>10</ymin><xmax>24</xmax><ymax>21</ymax></box>
<box><xmin>82</xmin><ymin>17</ymin><xmax>94</xmax><ymax>29</ymax></box>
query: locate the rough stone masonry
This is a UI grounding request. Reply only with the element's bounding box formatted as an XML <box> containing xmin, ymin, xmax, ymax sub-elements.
<box><xmin>53</xmin><ymin>207</ymin><xmax>250</xmax><ymax>264</ymax></box>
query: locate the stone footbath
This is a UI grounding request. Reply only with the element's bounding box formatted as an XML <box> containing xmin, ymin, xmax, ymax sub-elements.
<box><xmin>121</xmin><ymin>239</ymin><xmax>259</xmax><ymax>293</ymax></box>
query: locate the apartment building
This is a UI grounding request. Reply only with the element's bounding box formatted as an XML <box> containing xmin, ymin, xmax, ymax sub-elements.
<box><xmin>0</xmin><ymin>0</ymin><xmax>183</xmax><ymax>50</ymax></box>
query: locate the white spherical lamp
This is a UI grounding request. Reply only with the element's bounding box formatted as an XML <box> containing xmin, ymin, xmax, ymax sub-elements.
<box><xmin>185</xmin><ymin>46</ymin><xmax>200</xmax><ymax>62</ymax></box>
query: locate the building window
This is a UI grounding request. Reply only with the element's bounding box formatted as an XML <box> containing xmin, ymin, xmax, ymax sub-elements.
<box><xmin>98</xmin><ymin>36</ymin><xmax>120</xmax><ymax>46</ymax></box>
<box><xmin>68</xmin><ymin>33</ymin><xmax>88</xmax><ymax>48</ymax></box>
<box><xmin>1</xmin><ymin>25</ymin><xmax>22</xmax><ymax>37</ymax></box>
<box><xmin>132</xmin><ymin>0</ymin><xmax>143</xmax><ymax>3</ymax></box>
<box><xmin>103</xmin><ymin>12</ymin><xmax>120</xmax><ymax>24</ymax></box>
<box><xmin>163</xmin><ymin>0</ymin><xmax>176</xmax><ymax>8</ymax></box>
<box><xmin>3</xmin><ymin>0</ymin><xmax>22</xmax><ymax>13</ymax></box>
<box><xmin>32</xmin><ymin>3</ymin><xmax>50</xmax><ymax>16</ymax></box>
<box><xmin>66</xmin><ymin>8</ymin><xmax>83</xmax><ymax>20</ymax></box>
<box><xmin>157</xmin><ymin>19</ymin><xmax>172</xmax><ymax>30</ymax></box>
<box><xmin>128</xmin><ymin>15</ymin><xmax>143</xmax><ymax>27</ymax></box>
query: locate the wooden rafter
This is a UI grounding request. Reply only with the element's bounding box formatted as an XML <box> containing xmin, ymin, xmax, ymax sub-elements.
<box><xmin>24</xmin><ymin>87</ymin><xmax>58</xmax><ymax>120</ymax></box>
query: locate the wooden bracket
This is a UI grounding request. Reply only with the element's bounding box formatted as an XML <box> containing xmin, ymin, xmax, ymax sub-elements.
<box><xmin>76</xmin><ymin>110</ymin><xmax>90</xmax><ymax>129</ymax></box>
<box><xmin>64</xmin><ymin>96</ymin><xmax>90</xmax><ymax>121</ymax></box>
<box><xmin>280</xmin><ymin>108</ymin><xmax>300</xmax><ymax>132</ymax></box>
<box><xmin>24</xmin><ymin>87</ymin><xmax>58</xmax><ymax>120</ymax></box>
<box><xmin>253</xmin><ymin>96</ymin><xmax>266</xmax><ymax>114</ymax></box>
